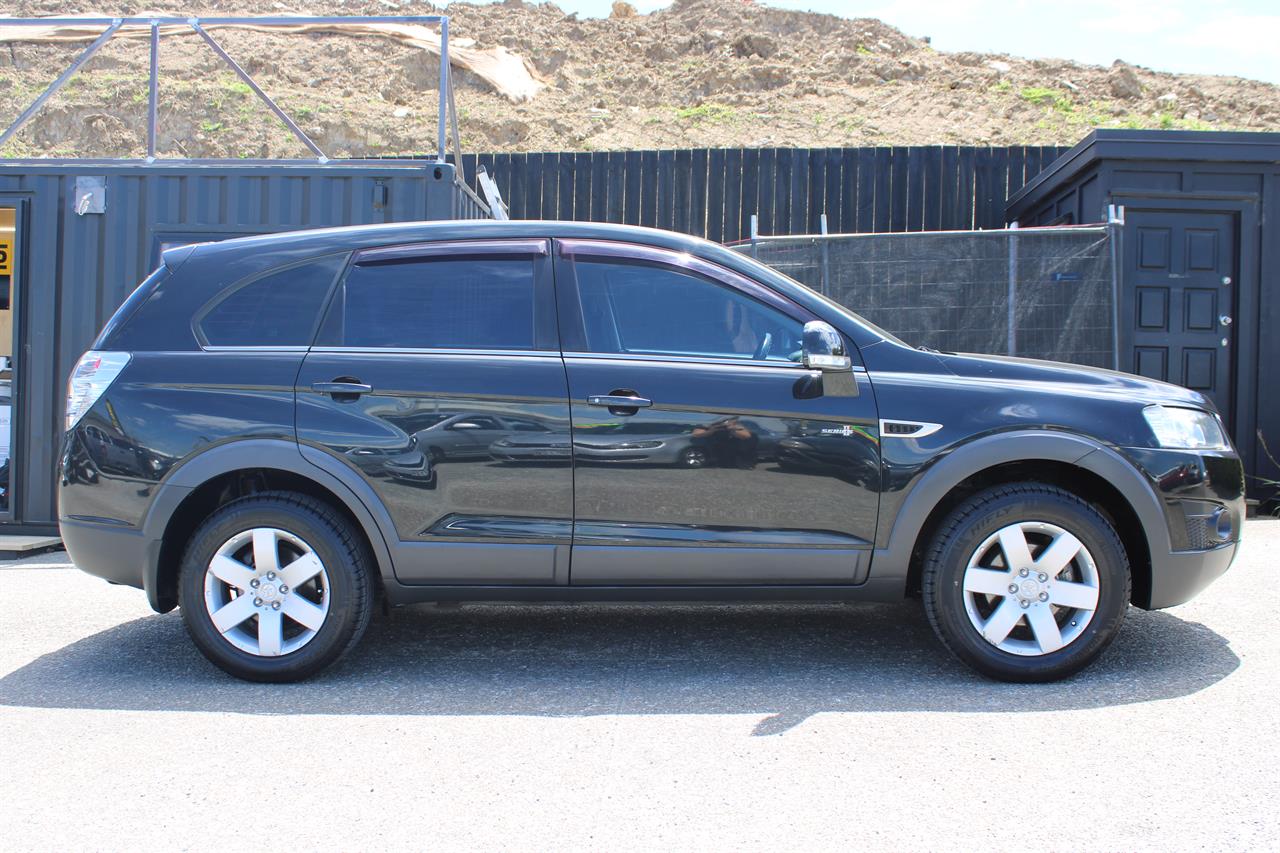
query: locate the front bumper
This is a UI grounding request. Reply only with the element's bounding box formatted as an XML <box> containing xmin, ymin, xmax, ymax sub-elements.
<box><xmin>1120</xmin><ymin>446</ymin><xmax>1246</xmax><ymax>609</ymax></box>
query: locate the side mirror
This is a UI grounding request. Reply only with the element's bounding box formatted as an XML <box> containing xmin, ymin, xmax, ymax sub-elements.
<box><xmin>802</xmin><ymin>321</ymin><xmax>852</xmax><ymax>372</ymax></box>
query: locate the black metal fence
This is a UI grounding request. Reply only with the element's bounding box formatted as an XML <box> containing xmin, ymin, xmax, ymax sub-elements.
<box><xmin>733</xmin><ymin>226</ymin><xmax>1118</xmax><ymax>368</ymax></box>
<box><xmin>461</xmin><ymin>145</ymin><xmax>1068</xmax><ymax>242</ymax></box>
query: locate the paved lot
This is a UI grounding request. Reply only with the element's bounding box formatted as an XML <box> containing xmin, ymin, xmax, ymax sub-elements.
<box><xmin>2</xmin><ymin>521</ymin><xmax>1278</xmax><ymax>850</ymax></box>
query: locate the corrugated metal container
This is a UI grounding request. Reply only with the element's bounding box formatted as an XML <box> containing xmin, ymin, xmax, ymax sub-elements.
<box><xmin>0</xmin><ymin>160</ymin><xmax>488</xmax><ymax>531</ymax></box>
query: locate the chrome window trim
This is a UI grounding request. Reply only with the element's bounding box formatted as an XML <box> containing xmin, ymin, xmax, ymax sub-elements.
<box><xmin>200</xmin><ymin>345</ymin><xmax>311</xmax><ymax>353</ymax></box>
<box><xmin>564</xmin><ymin>351</ymin><xmax>807</xmax><ymax>372</ymax></box>
<box><xmin>308</xmin><ymin>346</ymin><xmax>559</xmax><ymax>359</ymax></box>
<box><xmin>562</xmin><ymin>351</ymin><xmax>867</xmax><ymax>372</ymax></box>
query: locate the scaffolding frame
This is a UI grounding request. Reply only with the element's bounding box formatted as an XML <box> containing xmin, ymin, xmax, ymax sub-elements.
<box><xmin>0</xmin><ymin>15</ymin><xmax>464</xmax><ymax>178</ymax></box>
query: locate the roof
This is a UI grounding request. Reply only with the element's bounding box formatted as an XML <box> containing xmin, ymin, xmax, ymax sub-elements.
<box><xmin>1006</xmin><ymin>129</ymin><xmax>1280</xmax><ymax>220</ymax></box>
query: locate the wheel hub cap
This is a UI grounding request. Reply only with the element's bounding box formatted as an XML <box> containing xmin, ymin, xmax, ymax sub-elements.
<box><xmin>202</xmin><ymin>527</ymin><xmax>331</xmax><ymax>658</ymax></box>
<box><xmin>960</xmin><ymin>520</ymin><xmax>1101</xmax><ymax>657</ymax></box>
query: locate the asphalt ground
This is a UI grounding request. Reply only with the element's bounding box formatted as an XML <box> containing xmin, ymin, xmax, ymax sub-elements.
<box><xmin>1</xmin><ymin>521</ymin><xmax>1277</xmax><ymax>850</ymax></box>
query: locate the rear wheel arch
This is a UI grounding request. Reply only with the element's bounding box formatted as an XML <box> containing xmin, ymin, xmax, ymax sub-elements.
<box><xmin>143</xmin><ymin>441</ymin><xmax>395</xmax><ymax>612</ymax></box>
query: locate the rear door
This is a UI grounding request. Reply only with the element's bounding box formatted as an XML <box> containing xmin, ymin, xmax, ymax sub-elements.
<box><xmin>555</xmin><ymin>240</ymin><xmax>881</xmax><ymax>586</ymax></box>
<box><xmin>296</xmin><ymin>239</ymin><xmax>573</xmax><ymax>585</ymax></box>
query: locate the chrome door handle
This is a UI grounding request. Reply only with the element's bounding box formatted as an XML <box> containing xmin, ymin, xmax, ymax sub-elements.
<box><xmin>587</xmin><ymin>394</ymin><xmax>652</xmax><ymax>408</ymax></box>
<box><xmin>313</xmin><ymin>381</ymin><xmax>373</xmax><ymax>396</ymax></box>
<box><xmin>1219</xmin><ymin>315</ymin><xmax>1233</xmax><ymax>326</ymax></box>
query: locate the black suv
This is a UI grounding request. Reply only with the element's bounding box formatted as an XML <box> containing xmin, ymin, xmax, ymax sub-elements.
<box><xmin>60</xmin><ymin>221</ymin><xmax>1244</xmax><ymax>683</ymax></box>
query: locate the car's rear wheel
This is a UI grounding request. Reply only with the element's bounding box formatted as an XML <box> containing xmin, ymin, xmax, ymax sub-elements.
<box><xmin>922</xmin><ymin>483</ymin><xmax>1130</xmax><ymax>682</ymax></box>
<box><xmin>179</xmin><ymin>492</ymin><xmax>373</xmax><ymax>682</ymax></box>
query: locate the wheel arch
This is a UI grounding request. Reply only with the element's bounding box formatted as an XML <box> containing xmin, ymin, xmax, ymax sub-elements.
<box><xmin>868</xmin><ymin>431</ymin><xmax>1168</xmax><ymax>606</ymax></box>
<box><xmin>141</xmin><ymin>440</ymin><xmax>396</xmax><ymax>612</ymax></box>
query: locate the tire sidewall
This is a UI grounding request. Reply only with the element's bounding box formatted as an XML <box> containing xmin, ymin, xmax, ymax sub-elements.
<box><xmin>179</xmin><ymin>499</ymin><xmax>366</xmax><ymax>681</ymax></box>
<box><xmin>929</xmin><ymin>489</ymin><xmax>1129</xmax><ymax>682</ymax></box>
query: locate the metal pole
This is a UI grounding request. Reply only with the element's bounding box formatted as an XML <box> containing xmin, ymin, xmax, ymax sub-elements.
<box><xmin>1108</xmin><ymin>204</ymin><xmax>1125</xmax><ymax>371</ymax></box>
<box><xmin>147</xmin><ymin>20</ymin><xmax>160</xmax><ymax>161</ymax></box>
<box><xmin>1007</xmin><ymin>223</ymin><xmax>1019</xmax><ymax>357</ymax></box>
<box><xmin>447</xmin><ymin>50</ymin><xmax>465</xmax><ymax>185</ymax></box>
<box><xmin>819</xmin><ymin>213</ymin><xmax>830</xmax><ymax>297</ymax></box>
<box><xmin>437</xmin><ymin>17</ymin><xmax>449</xmax><ymax>163</ymax></box>
<box><xmin>0</xmin><ymin>20</ymin><xmax>122</xmax><ymax>151</ymax></box>
<box><xmin>750</xmin><ymin>214</ymin><xmax>759</xmax><ymax>260</ymax></box>
<box><xmin>192</xmin><ymin>22</ymin><xmax>328</xmax><ymax>161</ymax></box>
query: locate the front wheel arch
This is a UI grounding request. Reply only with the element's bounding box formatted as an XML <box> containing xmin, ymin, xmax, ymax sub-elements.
<box><xmin>870</xmin><ymin>432</ymin><xmax>1162</xmax><ymax>608</ymax></box>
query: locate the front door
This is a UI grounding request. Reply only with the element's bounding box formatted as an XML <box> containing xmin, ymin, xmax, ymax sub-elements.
<box><xmin>1123</xmin><ymin>208</ymin><xmax>1236</xmax><ymax>423</ymax></box>
<box><xmin>555</xmin><ymin>240</ymin><xmax>881</xmax><ymax>585</ymax></box>
<box><xmin>296</xmin><ymin>239</ymin><xmax>573</xmax><ymax>585</ymax></box>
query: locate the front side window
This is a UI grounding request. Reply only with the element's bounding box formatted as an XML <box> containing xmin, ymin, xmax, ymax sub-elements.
<box><xmin>198</xmin><ymin>255</ymin><xmax>344</xmax><ymax>348</ymax></box>
<box><xmin>573</xmin><ymin>258</ymin><xmax>804</xmax><ymax>363</ymax></box>
<box><xmin>328</xmin><ymin>255</ymin><xmax>538</xmax><ymax>350</ymax></box>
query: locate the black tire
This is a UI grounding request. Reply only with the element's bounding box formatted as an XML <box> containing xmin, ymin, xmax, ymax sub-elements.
<box><xmin>178</xmin><ymin>492</ymin><xmax>374</xmax><ymax>682</ymax></box>
<box><xmin>922</xmin><ymin>482</ymin><xmax>1130</xmax><ymax>683</ymax></box>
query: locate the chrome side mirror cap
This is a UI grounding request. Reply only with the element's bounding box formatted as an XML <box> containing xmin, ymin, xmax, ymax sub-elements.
<box><xmin>802</xmin><ymin>321</ymin><xmax>852</xmax><ymax>372</ymax></box>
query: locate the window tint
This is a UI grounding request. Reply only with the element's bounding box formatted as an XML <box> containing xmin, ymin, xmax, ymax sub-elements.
<box><xmin>335</xmin><ymin>256</ymin><xmax>536</xmax><ymax>350</ymax></box>
<box><xmin>199</xmin><ymin>256</ymin><xmax>343</xmax><ymax>347</ymax></box>
<box><xmin>574</xmin><ymin>259</ymin><xmax>804</xmax><ymax>362</ymax></box>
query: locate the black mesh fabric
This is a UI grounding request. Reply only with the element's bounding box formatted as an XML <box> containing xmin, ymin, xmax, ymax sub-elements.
<box><xmin>734</xmin><ymin>226</ymin><xmax>1117</xmax><ymax>368</ymax></box>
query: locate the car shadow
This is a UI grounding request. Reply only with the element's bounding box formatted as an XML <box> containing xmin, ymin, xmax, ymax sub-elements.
<box><xmin>0</xmin><ymin>602</ymin><xmax>1238</xmax><ymax>734</ymax></box>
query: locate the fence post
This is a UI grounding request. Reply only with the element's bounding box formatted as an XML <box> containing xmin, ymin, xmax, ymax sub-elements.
<box><xmin>819</xmin><ymin>213</ymin><xmax>830</xmax><ymax>297</ymax></box>
<box><xmin>1107</xmin><ymin>204</ymin><xmax>1125</xmax><ymax>371</ymax></box>
<box><xmin>1007</xmin><ymin>222</ymin><xmax>1019</xmax><ymax>356</ymax></box>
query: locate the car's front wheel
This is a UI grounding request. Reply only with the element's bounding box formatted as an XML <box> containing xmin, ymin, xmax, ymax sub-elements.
<box><xmin>179</xmin><ymin>492</ymin><xmax>374</xmax><ymax>682</ymax></box>
<box><xmin>922</xmin><ymin>483</ymin><xmax>1130</xmax><ymax>682</ymax></box>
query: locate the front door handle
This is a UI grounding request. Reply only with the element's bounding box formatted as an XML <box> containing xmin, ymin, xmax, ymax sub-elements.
<box><xmin>587</xmin><ymin>394</ymin><xmax>652</xmax><ymax>409</ymax></box>
<box><xmin>587</xmin><ymin>392</ymin><xmax>652</xmax><ymax>415</ymax></box>
<box><xmin>313</xmin><ymin>380</ymin><xmax>373</xmax><ymax>398</ymax></box>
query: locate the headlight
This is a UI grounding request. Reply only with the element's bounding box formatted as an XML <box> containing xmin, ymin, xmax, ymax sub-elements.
<box><xmin>1142</xmin><ymin>405</ymin><xmax>1229</xmax><ymax>450</ymax></box>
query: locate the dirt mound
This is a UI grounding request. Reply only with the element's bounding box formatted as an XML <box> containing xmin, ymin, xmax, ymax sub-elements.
<box><xmin>1</xmin><ymin>0</ymin><xmax>1278</xmax><ymax>158</ymax></box>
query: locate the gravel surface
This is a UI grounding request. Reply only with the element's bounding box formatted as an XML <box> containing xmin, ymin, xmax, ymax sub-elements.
<box><xmin>2</xmin><ymin>521</ymin><xmax>1277</xmax><ymax>850</ymax></box>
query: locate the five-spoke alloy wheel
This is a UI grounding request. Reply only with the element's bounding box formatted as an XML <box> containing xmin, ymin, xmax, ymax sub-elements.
<box><xmin>180</xmin><ymin>493</ymin><xmax>374</xmax><ymax>682</ymax></box>
<box><xmin>923</xmin><ymin>483</ymin><xmax>1130</xmax><ymax>682</ymax></box>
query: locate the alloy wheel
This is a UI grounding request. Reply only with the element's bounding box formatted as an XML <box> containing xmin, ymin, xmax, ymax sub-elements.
<box><xmin>202</xmin><ymin>527</ymin><xmax>331</xmax><ymax>657</ymax></box>
<box><xmin>960</xmin><ymin>520</ymin><xmax>1101</xmax><ymax>656</ymax></box>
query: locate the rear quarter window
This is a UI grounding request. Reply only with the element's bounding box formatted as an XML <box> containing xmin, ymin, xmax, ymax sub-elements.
<box><xmin>195</xmin><ymin>255</ymin><xmax>346</xmax><ymax>348</ymax></box>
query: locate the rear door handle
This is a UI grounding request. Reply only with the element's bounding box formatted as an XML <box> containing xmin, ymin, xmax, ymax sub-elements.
<box><xmin>313</xmin><ymin>381</ymin><xmax>373</xmax><ymax>396</ymax></box>
<box><xmin>587</xmin><ymin>394</ymin><xmax>652</xmax><ymax>409</ymax></box>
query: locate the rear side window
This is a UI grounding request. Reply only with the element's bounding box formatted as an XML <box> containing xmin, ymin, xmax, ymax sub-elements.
<box><xmin>197</xmin><ymin>255</ymin><xmax>345</xmax><ymax>348</ymax></box>
<box><xmin>323</xmin><ymin>255</ymin><xmax>538</xmax><ymax>350</ymax></box>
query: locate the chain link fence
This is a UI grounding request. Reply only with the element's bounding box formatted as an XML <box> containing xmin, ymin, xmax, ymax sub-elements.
<box><xmin>733</xmin><ymin>225</ymin><xmax>1119</xmax><ymax>368</ymax></box>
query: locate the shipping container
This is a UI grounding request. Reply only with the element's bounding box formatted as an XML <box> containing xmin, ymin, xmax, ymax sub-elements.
<box><xmin>0</xmin><ymin>159</ymin><xmax>488</xmax><ymax>531</ymax></box>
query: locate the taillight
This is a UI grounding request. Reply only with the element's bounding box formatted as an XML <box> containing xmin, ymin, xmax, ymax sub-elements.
<box><xmin>65</xmin><ymin>351</ymin><xmax>131</xmax><ymax>432</ymax></box>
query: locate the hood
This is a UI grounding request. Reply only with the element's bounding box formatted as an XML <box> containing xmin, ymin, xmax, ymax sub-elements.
<box><xmin>937</xmin><ymin>351</ymin><xmax>1215</xmax><ymax>412</ymax></box>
